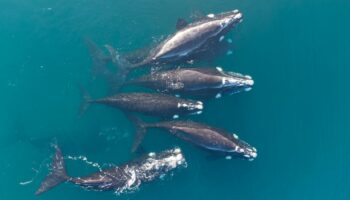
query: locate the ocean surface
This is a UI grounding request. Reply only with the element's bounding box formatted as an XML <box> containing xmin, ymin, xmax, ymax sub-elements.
<box><xmin>1</xmin><ymin>0</ymin><xmax>350</xmax><ymax>199</ymax></box>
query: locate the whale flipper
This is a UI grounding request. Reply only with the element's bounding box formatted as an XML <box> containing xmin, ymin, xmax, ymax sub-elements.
<box><xmin>176</xmin><ymin>18</ymin><xmax>188</xmax><ymax>30</ymax></box>
<box><xmin>35</xmin><ymin>145</ymin><xmax>68</xmax><ymax>195</ymax></box>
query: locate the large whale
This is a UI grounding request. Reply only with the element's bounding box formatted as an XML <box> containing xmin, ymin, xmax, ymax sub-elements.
<box><xmin>129</xmin><ymin>116</ymin><xmax>257</xmax><ymax>160</ymax></box>
<box><xmin>35</xmin><ymin>145</ymin><xmax>186</xmax><ymax>195</ymax></box>
<box><xmin>123</xmin><ymin>10</ymin><xmax>243</xmax><ymax>67</ymax></box>
<box><xmin>80</xmin><ymin>87</ymin><xmax>203</xmax><ymax>119</ymax></box>
<box><xmin>86</xmin><ymin>10</ymin><xmax>243</xmax><ymax>91</ymax></box>
<box><xmin>124</xmin><ymin>67</ymin><xmax>254</xmax><ymax>98</ymax></box>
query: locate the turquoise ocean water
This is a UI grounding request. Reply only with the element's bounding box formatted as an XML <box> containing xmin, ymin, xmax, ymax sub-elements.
<box><xmin>1</xmin><ymin>0</ymin><xmax>350</xmax><ymax>199</ymax></box>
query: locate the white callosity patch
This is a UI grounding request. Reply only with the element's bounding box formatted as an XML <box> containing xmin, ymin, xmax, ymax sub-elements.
<box><xmin>177</xmin><ymin>101</ymin><xmax>203</xmax><ymax>111</ymax></box>
<box><xmin>222</xmin><ymin>76</ymin><xmax>254</xmax><ymax>88</ymax></box>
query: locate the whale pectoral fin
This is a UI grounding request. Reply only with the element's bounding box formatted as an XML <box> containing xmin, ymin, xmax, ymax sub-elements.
<box><xmin>176</xmin><ymin>18</ymin><xmax>188</xmax><ymax>30</ymax></box>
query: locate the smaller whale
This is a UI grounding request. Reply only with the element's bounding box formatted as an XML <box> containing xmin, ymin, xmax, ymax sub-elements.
<box><xmin>129</xmin><ymin>116</ymin><xmax>257</xmax><ymax>160</ymax></box>
<box><xmin>79</xmin><ymin>86</ymin><xmax>203</xmax><ymax>119</ymax></box>
<box><xmin>124</xmin><ymin>67</ymin><xmax>254</xmax><ymax>97</ymax></box>
<box><xmin>35</xmin><ymin>145</ymin><xmax>186</xmax><ymax>195</ymax></box>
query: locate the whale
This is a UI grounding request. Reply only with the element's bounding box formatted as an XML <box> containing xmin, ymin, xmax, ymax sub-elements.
<box><xmin>35</xmin><ymin>145</ymin><xmax>186</xmax><ymax>195</ymax></box>
<box><xmin>79</xmin><ymin>86</ymin><xmax>203</xmax><ymax>119</ymax></box>
<box><xmin>129</xmin><ymin>116</ymin><xmax>257</xmax><ymax>160</ymax></box>
<box><xmin>86</xmin><ymin>10</ymin><xmax>243</xmax><ymax>89</ymax></box>
<box><xmin>124</xmin><ymin>67</ymin><xmax>254</xmax><ymax>97</ymax></box>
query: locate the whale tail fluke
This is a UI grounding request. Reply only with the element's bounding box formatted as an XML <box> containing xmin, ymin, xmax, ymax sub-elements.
<box><xmin>104</xmin><ymin>44</ymin><xmax>133</xmax><ymax>89</ymax></box>
<box><xmin>126</xmin><ymin>115</ymin><xmax>149</xmax><ymax>153</ymax></box>
<box><xmin>84</xmin><ymin>37</ymin><xmax>111</xmax><ymax>76</ymax></box>
<box><xmin>77</xmin><ymin>83</ymin><xmax>92</xmax><ymax>117</ymax></box>
<box><xmin>35</xmin><ymin>145</ymin><xmax>69</xmax><ymax>195</ymax></box>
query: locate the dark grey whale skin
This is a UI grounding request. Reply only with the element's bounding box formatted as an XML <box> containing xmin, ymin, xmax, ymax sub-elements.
<box><xmin>125</xmin><ymin>67</ymin><xmax>254</xmax><ymax>97</ymax></box>
<box><xmin>81</xmin><ymin>92</ymin><xmax>203</xmax><ymax>118</ymax></box>
<box><xmin>35</xmin><ymin>146</ymin><xmax>185</xmax><ymax>195</ymax></box>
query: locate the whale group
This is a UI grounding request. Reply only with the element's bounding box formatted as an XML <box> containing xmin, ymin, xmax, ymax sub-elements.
<box><xmin>35</xmin><ymin>9</ymin><xmax>257</xmax><ymax>196</ymax></box>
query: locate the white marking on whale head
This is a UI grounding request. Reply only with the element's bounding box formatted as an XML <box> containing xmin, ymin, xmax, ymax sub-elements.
<box><xmin>234</xmin><ymin>13</ymin><xmax>242</xmax><ymax>20</ymax></box>
<box><xmin>178</xmin><ymin>101</ymin><xmax>203</xmax><ymax>111</ymax></box>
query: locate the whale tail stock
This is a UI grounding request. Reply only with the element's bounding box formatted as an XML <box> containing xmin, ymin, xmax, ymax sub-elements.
<box><xmin>126</xmin><ymin>114</ymin><xmax>149</xmax><ymax>153</ymax></box>
<box><xmin>35</xmin><ymin>145</ymin><xmax>69</xmax><ymax>195</ymax></box>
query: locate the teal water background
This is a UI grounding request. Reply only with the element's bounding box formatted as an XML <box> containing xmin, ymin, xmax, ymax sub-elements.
<box><xmin>1</xmin><ymin>0</ymin><xmax>350</xmax><ymax>199</ymax></box>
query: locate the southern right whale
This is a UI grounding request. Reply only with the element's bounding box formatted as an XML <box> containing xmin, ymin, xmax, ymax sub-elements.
<box><xmin>124</xmin><ymin>67</ymin><xmax>254</xmax><ymax>97</ymax></box>
<box><xmin>86</xmin><ymin>10</ymin><xmax>244</xmax><ymax>90</ymax></box>
<box><xmin>129</xmin><ymin>116</ymin><xmax>257</xmax><ymax>160</ymax></box>
<box><xmin>80</xmin><ymin>87</ymin><xmax>203</xmax><ymax>119</ymax></box>
<box><xmin>35</xmin><ymin>145</ymin><xmax>186</xmax><ymax>195</ymax></box>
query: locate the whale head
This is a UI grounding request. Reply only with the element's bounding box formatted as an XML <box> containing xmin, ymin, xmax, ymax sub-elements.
<box><xmin>217</xmin><ymin>9</ymin><xmax>243</xmax><ymax>29</ymax></box>
<box><xmin>219</xmin><ymin>70</ymin><xmax>254</xmax><ymax>95</ymax></box>
<box><xmin>230</xmin><ymin>137</ymin><xmax>258</xmax><ymax>161</ymax></box>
